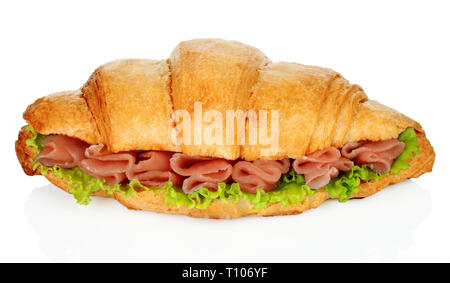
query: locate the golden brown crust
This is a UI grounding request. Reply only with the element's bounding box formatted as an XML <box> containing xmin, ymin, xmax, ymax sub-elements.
<box><xmin>169</xmin><ymin>39</ymin><xmax>271</xmax><ymax>160</ymax></box>
<box><xmin>82</xmin><ymin>59</ymin><xmax>180</xmax><ymax>153</ymax></box>
<box><xmin>343</xmin><ymin>100</ymin><xmax>423</xmax><ymax>144</ymax></box>
<box><xmin>23</xmin><ymin>90</ymin><xmax>101</xmax><ymax>145</ymax></box>
<box><xmin>241</xmin><ymin>62</ymin><xmax>421</xmax><ymax>160</ymax></box>
<box><xmin>22</xmin><ymin>40</ymin><xmax>424</xmax><ymax>161</ymax></box>
<box><xmin>242</xmin><ymin>62</ymin><xmax>362</xmax><ymax>160</ymax></box>
<box><xmin>112</xmin><ymin>188</ymin><xmax>329</xmax><ymax>219</ymax></box>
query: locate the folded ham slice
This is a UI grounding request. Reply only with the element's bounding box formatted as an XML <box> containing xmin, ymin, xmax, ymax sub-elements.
<box><xmin>79</xmin><ymin>144</ymin><xmax>136</xmax><ymax>186</ymax></box>
<box><xmin>35</xmin><ymin>135</ymin><xmax>88</xmax><ymax>168</ymax></box>
<box><xmin>126</xmin><ymin>151</ymin><xmax>183</xmax><ymax>187</ymax></box>
<box><xmin>341</xmin><ymin>139</ymin><xmax>405</xmax><ymax>173</ymax></box>
<box><xmin>293</xmin><ymin>147</ymin><xmax>354</xmax><ymax>189</ymax></box>
<box><xmin>34</xmin><ymin>133</ymin><xmax>405</xmax><ymax>194</ymax></box>
<box><xmin>231</xmin><ymin>159</ymin><xmax>290</xmax><ymax>193</ymax></box>
<box><xmin>170</xmin><ymin>153</ymin><xmax>232</xmax><ymax>194</ymax></box>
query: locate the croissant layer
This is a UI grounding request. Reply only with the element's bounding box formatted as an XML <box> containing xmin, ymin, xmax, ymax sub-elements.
<box><xmin>23</xmin><ymin>90</ymin><xmax>101</xmax><ymax>145</ymax></box>
<box><xmin>169</xmin><ymin>39</ymin><xmax>271</xmax><ymax>160</ymax></box>
<box><xmin>23</xmin><ymin>39</ymin><xmax>423</xmax><ymax>161</ymax></box>
<box><xmin>82</xmin><ymin>59</ymin><xmax>180</xmax><ymax>153</ymax></box>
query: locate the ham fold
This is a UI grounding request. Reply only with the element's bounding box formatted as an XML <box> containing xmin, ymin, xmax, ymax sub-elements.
<box><xmin>231</xmin><ymin>159</ymin><xmax>290</xmax><ymax>193</ymax></box>
<box><xmin>126</xmin><ymin>151</ymin><xmax>183</xmax><ymax>187</ymax></box>
<box><xmin>79</xmin><ymin>144</ymin><xmax>136</xmax><ymax>186</ymax></box>
<box><xmin>292</xmin><ymin>147</ymin><xmax>354</xmax><ymax>189</ymax></box>
<box><xmin>170</xmin><ymin>153</ymin><xmax>232</xmax><ymax>194</ymax></box>
<box><xmin>341</xmin><ymin>139</ymin><xmax>405</xmax><ymax>173</ymax></box>
<box><xmin>34</xmin><ymin>133</ymin><xmax>406</xmax><ymax>194</ymax></box>
<box><xmin>35</xmin><ymin>135</ymin><xmax>88</xmax><ymax>168</ymax></box>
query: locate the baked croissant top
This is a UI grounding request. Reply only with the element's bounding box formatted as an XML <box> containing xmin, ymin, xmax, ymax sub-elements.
<box><xmin>24</xmin><ymin>38</ymin><xmax>421</xmax><ymax>161</ymax></box>
<box><xmin>17</xmin><ymin>38</ymin><xmax>434</xmax><ymax>218</ymax></box>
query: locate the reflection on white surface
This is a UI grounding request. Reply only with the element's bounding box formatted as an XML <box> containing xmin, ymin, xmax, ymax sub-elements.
<box><xmin>24</xmin><ymin>180</ymin><xmax>431</xmax><ymax>262</ymax></box>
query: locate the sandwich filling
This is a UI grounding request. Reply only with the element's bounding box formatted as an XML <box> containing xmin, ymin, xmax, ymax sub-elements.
<box><xmin>26</xmin><ymin>126</ymin><xmax>419</xmax><ymax>210</ymax></box>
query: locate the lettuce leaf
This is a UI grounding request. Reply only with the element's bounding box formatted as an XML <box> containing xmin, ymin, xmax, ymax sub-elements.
<box><xmin>164</xmin><ymin>179</ymin><xmax>316</xmax><ymax>211</ymax></box>
<box><xmin>25</xmin><ymin>125</ymin><xmax>45</xmax><ymax>155</ymax></box>
<box><xmin>26</xmin><ymin>127</ymin><xmax>158</xmax><ymax>205</ymax></box>
<box><xmin>32</xmin><ymin>163</ymin><xmax>159</xmax><ymax>205</ymax></box>
<box><xmin>325</xmin><ymin>165</ymin><xmax>383</xmax><ymax>202</ymax></box>
<box><xmin>390</xmin><ymin>127</ymin><xmax>420</xmax><ymax>174</ymax></box>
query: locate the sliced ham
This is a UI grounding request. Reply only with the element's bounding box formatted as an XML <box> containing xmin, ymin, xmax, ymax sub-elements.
<box><xmin>170</xmin><ymin>153</ymin><xmax>232</xmax><ymax>194</ymax></box>
<box><xmin>232</xmin><ymin>159</ymin><xmax>290</xmax><ymax>193</ymax></box>
<box><xmin>35</xmin><ymin>133</ymin><xmax>406</xmax><ymax>195</ymax></box>
<box><xmin>292</xmin><ymin>147</ymin><xmax>354</xmax><ymax>189</ymax></box>
<box><xmin>341</xmin><ymin>138</ymin><xmax>405</xmax><ymax>173</ymax></box>
<box><xmin>79</xmin><ymin>144</ymin><xmax>136</xmax><ymax>186</ymax></box>
<box><xmin>126</xmin><ymin>151</ymin><xmax>183</xmax><ymax>187</ymax></box>
<box><xmin>35</xmin><ymin>135</ymin><xmax>88</xmax><ymax>168</ymax></box>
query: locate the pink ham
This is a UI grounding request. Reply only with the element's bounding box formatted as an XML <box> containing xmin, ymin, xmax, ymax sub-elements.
<box><xmin>232</xmin><ymin>159</ymin><xmax>290</xmax><ymax>193</ymax></box>
<box><xmin>35</xmin><ymin>135</ymin><xmax>88</xmax><ymax>168</ymax></box>
<box><xmin>170</xmin><ymin>153</ymin><xmax>232</xmax><ymax>194</ymax></box>
<box><xmin>126</xmin><ymin>151</ymin><xmax>183</xmax><ymax>187</ymax></box>
<box><xmin>341</xmin><ymin>138</ymin><xmax>405</xmax><ymax>173</ymax></box>
<box><xmin>293</xmin><ymin>147</ymin><xmax>354</xmax><ymax>189</ymax></box>
<box><xmin>79</xmin><ymin>144</ymin><xmax>136</xmax><ymax>186</ymax></box>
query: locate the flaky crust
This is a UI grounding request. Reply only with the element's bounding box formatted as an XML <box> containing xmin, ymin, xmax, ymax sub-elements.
<box><xmin>82</xmin><ymin>59</ymin><xmax>180</xmax><ymax>153</ymax></box>
<box><xmin>16</xmin><ymin>126</ymin><xmax>435</xmax><ymax>218</ymax></box>
<box><xmin>169</xmin><ymin>39</ymin><xmax>271</xmax><ymax>160</ymax></box>
<box><xmin>23</xmin><ymin>90</ymin><xmax>101</xmax><ymax>145</ymax></box>
<box><xmin>241</xmin><ymin>62</ymin><xmax>422</xmax><ymax>160</ymax></box>
<box><xmin>22</xmin><ymin>39</ymin><xmax>424</xmax><ymax>161</ymax></box>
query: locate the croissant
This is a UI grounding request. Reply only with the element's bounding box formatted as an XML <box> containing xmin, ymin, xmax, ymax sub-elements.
<box><xmin>15</xmin><ymin>38</ymin><xmax>435</xmax><ymax>218</ymax></box>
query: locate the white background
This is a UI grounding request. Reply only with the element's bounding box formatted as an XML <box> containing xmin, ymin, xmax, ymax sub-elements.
<box><xmin>1</xmin><ymin>0</ymin><xmax>449</xmax><ymax>262</ymax></box>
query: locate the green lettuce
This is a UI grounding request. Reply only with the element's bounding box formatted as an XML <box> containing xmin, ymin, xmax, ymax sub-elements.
<box><xmin>32</xmin><ymin>163</ymin><xmax>162</xmax><ymax>205</ymax></box>
<box><xmin>25</xmin><ymin>125</ymin><xmax>45</xmax><ymax>155</ymax></box>
<box><xmin>390</xmin><ymin>127</ymin><xmax>420</xmax><ymax>174</ymax></box>
<box><xmin>25</xmin><ymin>126</ymin><xmax>418</xmax><ymax>210</ymax></box>
<box><xmin>164</xmin><ymin>174</ymin><xmax>316</xmax><ymax>211</ymax></box>
<box><xmin>325</xmin><ymin>165</ymin><xmax>383</xmax><ymax>202</ymax></box>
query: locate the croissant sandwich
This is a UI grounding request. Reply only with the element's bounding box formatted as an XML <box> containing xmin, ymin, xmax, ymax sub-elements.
<box><xmin>16</xmin><ymin>39</ymin><xmax>435</xmax><ymax>219</ymax></box>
